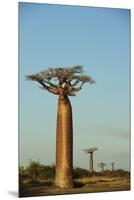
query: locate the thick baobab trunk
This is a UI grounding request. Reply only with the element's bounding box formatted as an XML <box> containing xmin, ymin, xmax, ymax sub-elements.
<box><xmin>55</xmin><ymin>94</ymin><xmax>73</xmax><ymax>188</ymax></box>
<box><xmin>89</xmin><ymin>153</ymin><xmax>93</xmax><ymax>175</ymax></box>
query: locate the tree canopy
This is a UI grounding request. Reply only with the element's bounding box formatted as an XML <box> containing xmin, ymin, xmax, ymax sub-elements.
<box><xmin>83</xmin><ymin>147</ymin><xmax>98</xmax><ymax>154</ymax></box>
<box><xmin>26</xmin><ymin>65</ymin><xmax>95</xmax><ymax>96</ymax></box>
<box><xmin>98</xmin><ymin>162</ymin><xmax>106</xmax><ymax>168</ymax></box>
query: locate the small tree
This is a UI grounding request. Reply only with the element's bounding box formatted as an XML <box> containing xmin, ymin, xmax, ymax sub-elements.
<box><xmin>83</xmin><ymin>147</ymin><xmax>98</xmax><ymax>176</ymax></box>
<box><xmin>73</xmin><ymin>167</ymin><xmax>89</xmax><ymax>178</ymax></box>
<box><xmin>110</xmin><ymin>162</ymin><xmax>115</xmax><ymax>172</ymax></box>
<box><xmin>19</xmin><ymin>166</ymin><xmax>26</xmax><ymax>184</ymax></box>
<box><xmin>27</xmin><ymin>159</ymin><xmax>41</xmax><ymax>183</ymax></box>
<box><xmin>26</xmin><ymin>65</ymin><xmax>95</xmax><ymax>188</ymax></box>
<box><xmin>98</xmin><ymin>162</ymin><xmax>106</xmax><ymax>174</ymax></box>
<box><xmin>39</xmin><ymin>165</ymin><xmax>55</xmax><ymax>180</ymax></box>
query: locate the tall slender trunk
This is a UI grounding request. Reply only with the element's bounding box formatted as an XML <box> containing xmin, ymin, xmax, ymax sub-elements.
<box><xmin>55</xmin><ymin>94</ymin><xmax>73</xmax><ymax>188</ymax></box>
<box><xmin>89</xmin><ymin>153</ymin><xmax>93</xmax><ymax>175</ymax></box>
<box><xmin>112</xmin><ymin>165</ymin><xmax>114</xmax><ymax>172</ymax></box>
<box><xmin>101</xmin><ymin>167</ymin><xmax>104</xmax><ymax>174</ymax></box>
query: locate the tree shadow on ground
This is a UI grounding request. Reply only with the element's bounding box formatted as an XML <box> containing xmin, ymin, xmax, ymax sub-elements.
<box><xmin>74</xmin><ymin>182</ymin><xmax>85</xmax><ymax>188</ymax></box>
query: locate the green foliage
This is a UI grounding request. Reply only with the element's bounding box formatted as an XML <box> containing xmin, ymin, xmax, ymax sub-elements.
<box><xmin>73</xmin><ymin>167</ymin><xmax>89</xmax><ymax>178</ymax></box>
<box><xmin>112</xmin><ymin>169</ymin><xmax>130</xmax><ymax>177</ymax></box>
<box><xmin>19</xmin><ymin>160</ymin><xmax>56</xmax><ymax>183</ymax></box>
<box><xmin>19</xmin><ymin>166</ymin><xmax>29</xmax><ymax>184</ymax></box>
<box><xmin>19</xmin><ymin>160</ymin><xmax>130</xmax><ymax>184</ymax></box>
<box><xmin>26</xmin><ymin>159</ymin><xmax>42</xmax><ymax>182</ymax></box>
<box><xmin>38</xmin><ymin>165</ymin><xmax>55</xmax><ymax>180</ymax></box>
<box><xmin>95</xmin><ymin>169</ymin><xmax>130</xmax><ymax>177</ymax></box>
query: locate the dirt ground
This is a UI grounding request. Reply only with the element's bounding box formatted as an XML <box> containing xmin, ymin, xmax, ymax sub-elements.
<box><xmin>19</xmin><ymin>176</ymin><xmax>130</xmax><ymax>197</ymax></box>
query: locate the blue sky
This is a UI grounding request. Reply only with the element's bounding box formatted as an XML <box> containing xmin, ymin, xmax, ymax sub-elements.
<box><xmin>19</xmin><ymin>2</ymin><xmax>130</xmax><ymax>171</ymax></box>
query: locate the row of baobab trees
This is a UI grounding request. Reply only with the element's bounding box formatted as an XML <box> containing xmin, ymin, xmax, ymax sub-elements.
<box><xmin>83</xmin><ymin>147</ymin><xmax>115</xmax><ymax>175</ymax></box>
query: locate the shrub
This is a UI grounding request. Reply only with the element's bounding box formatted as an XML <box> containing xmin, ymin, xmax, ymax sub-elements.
<box><xmin>73</xmin><ymin>167</ymin><xmax>89</xmax><ymax>178</ymax></box>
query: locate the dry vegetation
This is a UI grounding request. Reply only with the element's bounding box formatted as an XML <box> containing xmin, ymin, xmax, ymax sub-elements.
<box><xmin>19</xmin><ymin>161</ymin><xmax>130</xmax><ymax>197</ymax></box>
<box><xmin>20</xmin><ymin>176</ymin><xmax>130</xmax><ymax>197</ymax></box>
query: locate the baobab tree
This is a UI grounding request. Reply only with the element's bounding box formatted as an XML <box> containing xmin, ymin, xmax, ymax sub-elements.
<box><xmin>110</xmin><ymin>162</ymin><xmax>115</xmax><ymax>172</ymax></box>
<box><xmin>26</xmin><ymin>65</ymin><xmax>95</xmax><ymax>188</ymax></box>
<box><xmin>83</xmin><ymin>147</ymin><xmax>98</xmax><ymax>176</ymax></box>
<box><xmin>98</xmin><ymin>162</ymin><xmax>106</xmax><ymax>174</ymax></box>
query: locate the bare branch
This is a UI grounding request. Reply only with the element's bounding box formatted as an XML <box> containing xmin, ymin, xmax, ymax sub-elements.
<box><xmin>38</xmin><ymin>80</ymin><xmax>49</xmax><ymax>90</ymax></box>
<box><xmin>43</xmin><ymin>80</ymin><xmax>57</xmax><ymax>88</ymax></box>
<box><xmin>38</xmin><ymin>81</ymin><xmax>59</xmax><ymax>95</ymax></box>
<box><xmin>71</xmin><ymin>79</ymin><xmax>81</xmax><ymax>87</ymax></box>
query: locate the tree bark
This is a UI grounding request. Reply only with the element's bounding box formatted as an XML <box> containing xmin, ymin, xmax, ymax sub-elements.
<box><xmin>89</xmin><ymin>153</ymin><xmax>93</xmax><ymax>175</ymax></box>
<box><xmin>55</xmin><ymin>94</ymin><xmax>73</xmax><ymax>188</ymax></box>
<box><xmin>112</xmin><ymin>165</ymin><xmax>114</xmax><ymax>172</ymax></box>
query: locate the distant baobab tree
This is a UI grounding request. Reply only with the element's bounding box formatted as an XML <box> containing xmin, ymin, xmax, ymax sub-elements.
<box><xmin>83</xmin><ymin>147</ymin><xmax>98</xmax><ymax>176</ymax></box>
<box><xmin>98</xmin><ymin>162</ymin><xmax>106</xmax><ymax>174</ymax></box>
<box><xmin>110</xmin><ymin>162</ymin><xmax>115</xmax><ymax>172</ymax></box>
<box><xmin>26</xmin><ymin>65</ymin><xmax>95</xmax><ymax>188</ymax></box>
